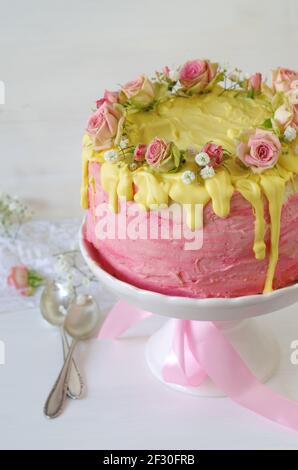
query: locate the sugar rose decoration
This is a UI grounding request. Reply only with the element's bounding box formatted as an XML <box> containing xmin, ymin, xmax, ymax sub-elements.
<box><xmin>96</xmin><ymin>90</ymin><xmax>119</xmax><ymax>108</ymax></box>
<box><xmin>179</xmin><ymin>59</ymin><xmax>218</xmax><ymax>93</ymax></box>
<box><xmin>237</xmin><ymin>129</ymin><xmax>281</xmax><ymax>173</ymax></box>
<box><xmin>247</xmin><ymin>73</ymin><xmax>262</xmax><ymax>94</ymax></box>
<box><xmin>121</xmin><ymin>75</ymin><xmax>155</xmax><ymax>108</ymax></box>
<box><xmin>134</xmin><ymin>144</ymin><xmax>147</xmax><ymax>161</ymax></box>
<box><xmin>272</xmin><ymin>67</ymin><xmax>298</xmax><ymax>132</ymax></box>
<box><xmin>7</xmin><ymin>265</ymin><xmax>44</xmax><ymax>296</ymax></box>
<box><xmin>145</xmin><ymin>137</ymin><xmax>181</xmax><ymax>173</ymax></box>
<box><xmin>86</xmin><ymin>102</ymin><xmax>120</xmax><ymax>150</ymax></box>
<box><xmin>272</xmin><ymin>67</ymin><xmax>298</xmax><ymax>93</ymax></box>
<box><xmin>201</xmin><ymin>143</ymin><xmax>223</xmax><ymax>167</ymax></box>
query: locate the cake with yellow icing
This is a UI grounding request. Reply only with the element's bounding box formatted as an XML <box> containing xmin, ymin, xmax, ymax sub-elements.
<box><xmin>81</xmin><ymin>60</ymin><xmax>298</xmax><ymax>298</ymax></box>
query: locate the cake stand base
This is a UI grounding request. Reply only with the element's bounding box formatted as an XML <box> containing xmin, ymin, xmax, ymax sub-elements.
<box><xmin>145</xmin><ymin>318</ymin><xmax>279</xmax><ymax>397</ymax></box>
<box><xmin>79</xmin><ymin>226</ymin><xmax>298</xmax><ymax>398</ymax></box>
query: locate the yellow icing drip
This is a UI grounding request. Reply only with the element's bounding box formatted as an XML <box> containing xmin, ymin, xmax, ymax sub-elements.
<box><xmin>235</xmin><ymin>179</ymin><xmax>266</xmax><ymax>260</ymax></box>
<box><xmin>133</xmin><ymin>170</ymin><xmax>168</xmax><ymax>209</ymax></box>
<box><xmin>81</xmin><ymin>134</ymin><xmax>105</xmax><ymax>208</ymax></box>
<box><xmin>100</xmin><ymin>162</ymin><xmax>121</xmax><ymax>213</ymax></box>
<box><xmin>117</xmin><ymin>166</ymin><xmax>134</xmax><ymax>201</ymax></box>
<box><xmin>89</xmin><ymin>175</ymin><xmax>96</xmax><ymax>221</ymax></box>
<box><xmin>260</xmin><ymin>176</ymin><xmax>285</xmax><ymax>293</ymax></box>
<box><xmin>163</xmin><ymin>168</ymin><xmax>210</xmax><ymax>230</ymax></box>
<box><xmin>204</xmin><ymin>170</ymin><xmax>234</xmax><ymax>218</ymax></box>
<box><xmin>81</xmin><ymin>87</ymin><xmax>298</xmax><ymax>293</ymax></box>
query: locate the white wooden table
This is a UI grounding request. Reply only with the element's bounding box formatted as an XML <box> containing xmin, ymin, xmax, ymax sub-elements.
<box><xmin>1</xmin><ymin>0</ymin><xmax>298</xmax><ymax>450</ymax></box>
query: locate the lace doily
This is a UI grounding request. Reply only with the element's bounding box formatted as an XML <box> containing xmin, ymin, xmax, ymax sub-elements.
<box><xmin>0</xmin><ymin>218</ymin><xmax>115</xmax><ymax>313</ymax></box>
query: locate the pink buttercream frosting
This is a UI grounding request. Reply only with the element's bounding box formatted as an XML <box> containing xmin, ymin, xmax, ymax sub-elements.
<box><xmin>84</xmin><ymin>162</ymin><xmax>298</xmax><ymax>298</ymax></box>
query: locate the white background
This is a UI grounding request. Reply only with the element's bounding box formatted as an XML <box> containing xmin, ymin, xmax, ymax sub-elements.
<box><xmin>1</xmin><ymin>0</ymin><xmax>297</xmax><ymax>218</ymax></box>
<box><xmin>1</xmin><ymin>0</ymin><xmax>298</xmax><ymax>450</ymax></box>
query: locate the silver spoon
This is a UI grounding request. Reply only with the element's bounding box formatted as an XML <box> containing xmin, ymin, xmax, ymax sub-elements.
<box><xmin>44</xmin><ymin>294</ymin><xmax>101</xmax><ymax>419</ymax></box>
<box><xmin>40</xmin><ymin>282</ymin><xmax>84</xmax><ymax>400</ymax></box>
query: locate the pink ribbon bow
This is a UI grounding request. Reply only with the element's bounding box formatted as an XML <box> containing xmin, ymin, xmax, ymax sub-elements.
<box><xmin>99</xmin><ymin>301</ymin><xmax>298</xmax><ymax>433</ymax></box>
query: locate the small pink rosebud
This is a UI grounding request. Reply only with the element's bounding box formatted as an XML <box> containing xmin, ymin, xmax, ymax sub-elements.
<box><xmin>96</xmin><ymin>90</ymin><xmax>119</xmax><ymax>109</ymax></box>
<box><xmin>201</xmin><ymin>143</ymin><xmax>223</xmax><ymax>167</ymax></box>
<box><xmin>134</xmin><ymin>144</ymin><xmax>147</xmax><ymax>161</ymax></box>
<box><xmin>7</xmin><ymin>265</ymin><xmax>29</xmax><ymax>291</ymax></box>
<box><xmin>247</xmin><ymin>73</ymin><xmax>262</xmax><ymax>93</ymax></box>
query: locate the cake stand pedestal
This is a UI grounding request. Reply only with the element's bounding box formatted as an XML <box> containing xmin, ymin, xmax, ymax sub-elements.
<box><xmin>145</xmin><ymin>318</ymin><xmax>278</xmax><ymax>397</ymax></box>
<box><xmin>80</xmin><ymin>227</ymin><xmax>298</xmax><ymax>397</ymax></box>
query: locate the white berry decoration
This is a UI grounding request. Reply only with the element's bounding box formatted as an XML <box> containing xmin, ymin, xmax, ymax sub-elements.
<box><xmin>104</xmin><ymin>149</ymin><xmax>119</xmax><ymax>162</ymax></box>
<box><xmin>181</xmin><ymin>170</ymin><xmax>196</xmax><ymax>185</ymax></box>
<box><xmin>200</xmin><ymin>165</ymin><xmax>215</xmax><ymax>179</ymax></box>
<box><xmin>284</xmin><ymin>125</ymin><xmax>297</xmax><ymax>142</ymax></box>
<box><xmin>195</xmin><ymin>152</ymin><xmax>210</xmax><ymax>167</ymax></box>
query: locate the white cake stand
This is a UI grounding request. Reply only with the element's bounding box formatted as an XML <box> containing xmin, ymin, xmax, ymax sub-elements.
<box><xmin>79</xmin><ymin>226</ymin><xmax>298</xmax><ymax>397</ymax></box>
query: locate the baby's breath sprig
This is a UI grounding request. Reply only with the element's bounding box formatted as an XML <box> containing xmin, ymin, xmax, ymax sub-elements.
<box><xmin>0</xmin><ymin>193</ymin><xmax>33</xmax><ymax>239</ymax></box>
<box><xmin>53</xmin><ymin>249</ymin><xmax>98</xmax><ymax>294</ymax></box>
<box><xmin>218</xmin><ymin>67</ymin><xmax>245</xmax><ymax>96</ymax></box>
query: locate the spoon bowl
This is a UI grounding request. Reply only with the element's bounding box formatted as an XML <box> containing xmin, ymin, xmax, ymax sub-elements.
<box><xmin>64</xmin><ymin>295</ymin><xmax>101</xmax><ymax>340</ymax></box>
<box><xmin>44</xmin><ymin>294</ymin><xmax>101</xmax><ymax>418</ymax></box>
<box><xmin>40</xmin><ymin>281</ymin><xmax>74</xmax><ymax>326</ymax></box>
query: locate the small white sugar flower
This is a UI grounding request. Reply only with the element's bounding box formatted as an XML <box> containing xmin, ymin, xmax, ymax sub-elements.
<box><xmin>195</xmin><ymin>152</ymin><xmax>210</xmax><ymax>167</ymax></box>
<box><xmin>169</xmin><ymin>69</ymin><xmax>179</xmax><ymax>82</ymax></box>
<box><xmin>129</xmin><ymin>162</ymin><xmax>138</xmax><ymax>171</ymax></box>
<box><xmin>104</xmin><ymin>149</ymin><xmax>119</xmax><ymax>162</ymax></box>
<box><xmin>120</xmin><ymin>138</ymin><xmax>129</xmax><ymax>149</ymax></box>
<box><xmin>295</xmin><ymin>144</ymin><xmax>298</xmax><ymax>156</ymax></box>
<box><xmin>200</xmin><ymin>165</ymin><xmax>215</xmax><ymax>179</ymax></box>
<box><xmin>284</xmin><ymin>125</ymin><xmax>297</xmax><ymax>142</ymax></box>
<box><xmin>181</xmin><ymin>170</ymin><xmax>196</xmax><ymax>185</ymax></box>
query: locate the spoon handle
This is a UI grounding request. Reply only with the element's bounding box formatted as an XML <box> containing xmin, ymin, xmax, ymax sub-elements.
<box><xmin>44</xmin><ymin>339</ymin><xmax>78</xmax><ymax>419</ymax></box>
<box><xmin>60</xmin><ymin>327</ymin><xmax>85</xmax><ymax>399</ymax></box>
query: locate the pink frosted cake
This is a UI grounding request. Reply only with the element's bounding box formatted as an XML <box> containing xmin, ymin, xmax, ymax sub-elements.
<box><xmin>81</xmin><ymin>60</ymin><xmax>298</xmax><ymax>298</ymax></box>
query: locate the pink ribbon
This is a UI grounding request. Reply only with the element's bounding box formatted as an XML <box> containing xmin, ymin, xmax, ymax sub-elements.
<box><xmin>99</xmin><ymin>301</ymin><xmax>298</xmax><ymax>432</ymax></box>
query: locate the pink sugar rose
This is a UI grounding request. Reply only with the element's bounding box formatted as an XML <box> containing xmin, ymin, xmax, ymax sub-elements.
<box><xmin>272</xmin><ymin>67</ymin><xmax>298</xmax><ymax>93</ymax></box>
<box><xmin>86</xmin><ymin>102</ymin><xmax>120</xmax><ymax>150</ymax></box>
<box><xmin>7</xmin><ymin>265</ymin><xmax>32</xmax><ymax>296</ymax></box>
<box><xmin>179</xmin><ymin>59</ymin><xmax>218</xmax><ymax>92</ymax></box>
<box><xmin>145</xmin><ymin>138</ymin><xmax>181</xmax><ymax>173</ymax></box>
<box><xmin>293</xmin><ymin>106</ymin><xmax>298</xmax><ymax>129</ymax></box>
<box><xmin>201</xmin><ymin>143</ymin><xmax>223</xmax><ymax>167</ymax></box>
<box><xmin>237</xmin><ymin>129</ymin><xmax>281</xmax><ymax>173</ymax></box>
<box><xmin>134</xmin><ymin>144</ymin><xmax>147</xmax><ymax>161</ymax></box>
<box><xmin>274</xmin><ymin>104</ymin><xmax>293</xmax><ymax>127</ymax></box>
<box><xmin>274</xmin><ymin>80</ymin><xmax>298</xmax><ymax>131</ymax></box>
<box><xmin>96</xmin><ymin>90</ymin><xmax>119</xmax><ymax>108</ymax></box>
<box><xmin>121</xmin><ymin>75</ymin><xmax>155</xmax><ymax>107</ymax></box>
<box><xmin>146</xmin><ymin>138</ymin><xmax>170</xmax><ymax>166</ymax></box>
<box><xmin>247</xmin><ymin>73</ymin><xmax>262</xmax><ymax>93</ymax></box>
